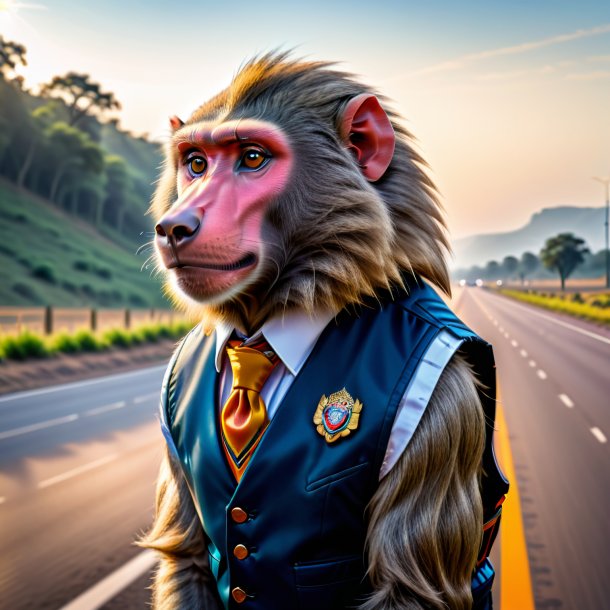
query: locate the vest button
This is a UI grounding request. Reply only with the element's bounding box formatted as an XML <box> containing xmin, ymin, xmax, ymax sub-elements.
<box><xmin>231</xmin><ymin>507</ymin><xmax>248</xmax><ymax>523</ymax></box>
<box><xmin>232</xmin><ymin>587</ymin><xmax>247</xmax><ymax>603</ymax></box>
<box><xmin>233</xmin><ymin>544</ymin><xmax>249</xmax><ymax>560</ymax></box>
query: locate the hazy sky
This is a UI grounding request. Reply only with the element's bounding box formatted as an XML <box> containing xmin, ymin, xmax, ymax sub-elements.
<box><xmin>2</xmin><ymin>0</ymin><xmax>609</xmax><ymax>240</ymax></box>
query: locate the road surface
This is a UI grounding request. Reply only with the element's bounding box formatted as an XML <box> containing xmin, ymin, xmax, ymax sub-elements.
<box><xmin>0</xmin><ymin>367</ymin><xmax>166</xmax><ymax>609</ymax></box>
<box><xmin>454</xmin><ymin>287</ymin><xmax>609</xmax><ymax>610</ymax></box>
<box><xmin>0</xmin><ymin>288</ymin><xmax>608</xmax><ymax>609</ymax></box>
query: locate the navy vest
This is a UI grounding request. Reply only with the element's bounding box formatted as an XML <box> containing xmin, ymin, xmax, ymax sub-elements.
<box><xmin>161</xmin><ymin>279</ymin><xmax>508</xmax><ymax>610</ymax></box>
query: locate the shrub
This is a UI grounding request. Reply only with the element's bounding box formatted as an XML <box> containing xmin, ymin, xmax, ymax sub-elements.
<box><xmin>170</xmin><ymin>320</ymin><xmax>193</xmax><ymax>337</ymax></box>
<box><xmin>74</xmin><ymin>329</ymin><xmax>103</xmax><ymax>352</ymax></box>
<box><xmin>137</xmin><ymin>325</ymin><xmax>160</xmax><ymax>342</ymax></box>
<box><xmin>103</xmin><ymin>328</ymin><xmax>132</xmax><ymax>348</ymax></box>
<box><xmin>50</xmin><ymin>332</ymin><xmax>80</xmax><ymax>354</ymax></box>
<box><xmin>571</xmin><ymin>292</ymin><xmax>584</xmax><ymax>303</ymax></box>
<box><xmin>31</xmin><ymin>264</ymin><xmax>57</xmax><ymax>283</ymax></box>
<box><xmin>128</xmin><ymin>293</ymin><xmax>147</xmax><ymax>307</ymax></box>
<box><xmin>156</xmin><ymin>325</ymin><xmax>173</xmax><ymax>339</ymax></box>
<box><xmin>61</xmin><ymin>281</ymin><xmax>78</xmax><ymax>293</ymax></box>
<box><xmin>12</xmin><ymin>282</ymin><xmax>40</xmax><ymax>301</ymax></box>
<box><xmin>80</xmin><ymin>284</ymin><xmax>96</xmax><ymax>298</ymax></box>
<box><xmin>1</xmin><ymin>331</ymin><xmax>49</xmax><ymax>360</ymax></box>
<box><xmin>95</xmin><ymin>267</ymin><xmax>113</xmax><ymax>280</ymax></box>
<box><xmin>73</xmin><ymin>260</ymin><xmax>91</xmax><ymax>272</ymax></box>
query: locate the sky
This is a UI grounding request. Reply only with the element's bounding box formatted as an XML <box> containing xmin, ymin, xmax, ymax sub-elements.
<box><xmin>2</xmin><ymin>0</ymin><xmax>609</xmax><ymax>241</ymax></box>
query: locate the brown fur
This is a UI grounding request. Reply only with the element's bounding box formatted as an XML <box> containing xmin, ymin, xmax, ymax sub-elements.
<box><xmin>138</xmin><ymin>445</ymin><xmax>222</xmax><ymax>609</ymax></box>
<box><xmin>143</xmin><ymin>53</ymin><xmax>487</xmax><ymax>609</ymax></box>
<box><xmin>363</xmin><ymin>354</ymin><xmax>484</xmax><ymax>610</ymax></box>
<box><xmin>150</xmin><ymin>52</ymin><xmax>450</xmax><ymax>333</ymax></box>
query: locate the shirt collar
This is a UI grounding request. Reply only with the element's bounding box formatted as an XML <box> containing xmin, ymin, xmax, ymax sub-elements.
<box><xmin>214</xmin><ymin>309</ymin><xmax>336</xmax><ymax>375</ymax></box>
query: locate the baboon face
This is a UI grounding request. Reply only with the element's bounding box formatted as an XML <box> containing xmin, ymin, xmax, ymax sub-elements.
<box><xmin>154</xmin><ymin>119</ymin><xmax>293</xmax><ymax>306</ymax></box>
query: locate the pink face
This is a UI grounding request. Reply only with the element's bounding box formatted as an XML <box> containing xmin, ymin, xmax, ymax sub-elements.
<box><xmin>155</xmin><ymin>119</ymin><xmax>293</xmax><ymax>304</ymax></box>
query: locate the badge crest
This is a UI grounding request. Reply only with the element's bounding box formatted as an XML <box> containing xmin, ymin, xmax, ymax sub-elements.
<box><xmin>313</xmin><ymin>388</ymin><xmax>362</xmax><ymax>443</ymax></box>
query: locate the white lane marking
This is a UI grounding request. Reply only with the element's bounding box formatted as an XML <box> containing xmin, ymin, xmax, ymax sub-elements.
<box><xmin>537</xmin><ymin>369</ymin><xmax>547</xmax><ymax>380</ymax></box>
<box><xmin>38</xmin><ymin>453</ymin><xmax>119</xmax><ymax>489</ymax></box>
<box><xmin>511</xmin><ymin>340</ymin><xmax>518</xmax><ymax>347</ymax></box>
<box><xmin>84</xmin><ymin>401</ymin><xmax>126</xmax><ymax>417</ymax></box>
<box><xmin>0</xmin><ymin>365</ymin><xmax>167</xmax><ymax>403</ymax></box>
<box><xmin>520</xmin><ymin>349</ymin><xmax>528</xmax><ymax>357</ymax></box>
<box><xmin>499</xmin><ymin>326</ymin><xmax>504</xmax><ymax>332</ymax></box>
<box><xmin>0</xmin><ymin>496</ymin><xmax>5</xmax><ymax>505</ymax></box>
<box><xmin>493</xmin><ymin>294</ymin><xmax>610</xmax><ymax>346</ymax></box>
<box><xmin>134</xmin><ymin>392</ymin><xmax>159</xmax><ymax>404</ymax></box>
<box><xmin>591</xmin><ymin>427</ymin><xmax>607</xmax><ymax>444</ymax></box>
<box><xmin>559</xmin><ymin>394</ymin><xmax>574</xmax><ymax>408</ymax></box>
<box><xmin>59</xmin><ymin>549</ymin><xmax>158</xmax><ymax>610</ymax></box>
<box><xmin>0</xmin><ymin>414</ymin><xmax>79</xmax><ymax>440</ymax></box>
<box><xmin>493</xmin><ymin>320</ymin><xmax>498</xmax><ymax>326</ymax></box>
<box><xmin>529</xmin><ymin>360</ymin><xmax>537</xmax><ymax>367</ymax></box>
<box><xmin>504</xmin><ymin>332</ymin><xmax>510</xmax><ymax>339</ymax></box>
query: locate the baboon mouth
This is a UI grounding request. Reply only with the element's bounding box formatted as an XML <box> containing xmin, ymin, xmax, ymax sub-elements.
<box><xmin>169</xmin><ymin>252</ymin><xmax>257</xmax><ymax>272</ymax></box>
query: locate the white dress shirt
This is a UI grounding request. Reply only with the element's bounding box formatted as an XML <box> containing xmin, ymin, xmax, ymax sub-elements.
<box><xmin>214</xmin><ymin>309</ymin><xmax>463</xmax><ymax>480</ymax></box>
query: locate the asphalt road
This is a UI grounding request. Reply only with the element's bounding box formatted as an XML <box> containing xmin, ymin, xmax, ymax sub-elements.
<box><xmin>0</xmin><ymin>367</ymin><xmax>167</xmax><ymax>610</ymax></box>
<box><xmin>453</xmin><ymin>287</ymin><xmax>609</xmax><ymax>610</ymax></box>
<box><xmin>0</xmin><ymin>291</ymin><xmax>608</xmax><ymax>609</ymax></box>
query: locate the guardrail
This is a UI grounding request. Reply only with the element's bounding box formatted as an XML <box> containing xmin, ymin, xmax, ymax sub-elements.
<box><xmin>0</xmin><ymin>307</ymin><xmax>180</xmax><ymax>336</ymax></box>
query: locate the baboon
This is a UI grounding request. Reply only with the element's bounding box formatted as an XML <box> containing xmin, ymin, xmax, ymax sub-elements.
<box><xmin>142</xmin><ymin>53</ymin><xmax>508</xmax><ymax>610</ymax></box>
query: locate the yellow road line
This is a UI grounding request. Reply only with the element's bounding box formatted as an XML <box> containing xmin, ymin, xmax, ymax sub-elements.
<box><xmin>495</xmin><ymin>387</ymin><xmax>535</xmax><ymax>610</ymax></box>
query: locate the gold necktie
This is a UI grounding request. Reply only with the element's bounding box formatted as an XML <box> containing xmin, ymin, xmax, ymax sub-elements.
<box><xmin>220</xmin><ymin>339</ymin><xmax>279</xmax><ymax>482</ymax></box>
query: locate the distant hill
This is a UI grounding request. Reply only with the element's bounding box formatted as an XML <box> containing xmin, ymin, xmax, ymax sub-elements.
<box><xmin>451</xmin><ymin>206</ymin><xmax>606</xmax><ymax>269</ymax></box>
<box><xmin>0</xmin><ymin>180</ymin><xmax>169</xmax><ymax>307</ymax></box>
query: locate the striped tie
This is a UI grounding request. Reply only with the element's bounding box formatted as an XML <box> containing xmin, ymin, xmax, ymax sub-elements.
<box><xmin>220</xmin><ymin>339</ymin><xmax>279</xmax><ymax>482</ymax></box>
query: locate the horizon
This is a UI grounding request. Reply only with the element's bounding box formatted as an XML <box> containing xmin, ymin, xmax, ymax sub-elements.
<box><xmin>1</xmin><ymin>0</ymin><xmax>609</xmax><ymax>240</ymax></box>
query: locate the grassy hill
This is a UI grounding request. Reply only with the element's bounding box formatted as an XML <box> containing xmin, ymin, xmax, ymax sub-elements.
<box><xmin>0</xmin><ymin>179</ymin><xmax>169</xmax><ymax>307</ymax></box>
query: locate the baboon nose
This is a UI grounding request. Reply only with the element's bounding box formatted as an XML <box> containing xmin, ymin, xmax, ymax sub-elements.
<box><xmin>155</xmin><ymin>210</ymin><xmax>201</xmax><ymax>243</ymax></box>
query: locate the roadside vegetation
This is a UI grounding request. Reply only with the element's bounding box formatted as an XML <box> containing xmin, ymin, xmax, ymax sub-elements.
<box><xmin>498</xmin><ymin>289</ymin><xmax>610</xmax><ymax>326</ymax></box>
<box><xmin>0</xmin><ymin>36</ymin><xmax>165</xmax><ymax>309</ymax></box>
<box><xmin>0</xmin><ymin>320</ymin><xmax>193</xmax><ymax>361</ymax></box>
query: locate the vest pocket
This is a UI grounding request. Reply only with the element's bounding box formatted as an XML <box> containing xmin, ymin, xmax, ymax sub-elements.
<box><xmin>305</xmin><ymin>461</ymin><xmax>369</xmax><ymax>492</ymax></box>
<box><xmin>293</xmin><ymin>555</ymin><xmax>364</xmax><ymax>610</ymax></box>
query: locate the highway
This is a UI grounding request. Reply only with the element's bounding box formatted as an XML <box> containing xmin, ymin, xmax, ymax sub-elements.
<box><xmin>0</xmin><ymin>367</ymin><xmax>166</xmax><ymax>609</ymax></box>
<box><xmin>454</xmin><ymin>287</ymin><xmax>609</xmax><ymax>610</ymax></box>
<box><xmin>0</xmin><ymin>289</ymin><xmax>608</xmax><ymax>609</ymax></box>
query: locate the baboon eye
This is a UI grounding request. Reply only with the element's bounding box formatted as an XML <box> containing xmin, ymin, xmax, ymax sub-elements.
<box><xmin>185</xmin><ymin>155</ymin><xmax>207</xmax><ymax>177</ymax></box>
<box><xmin>239</xmin><ymin>148</ymin><xmax>269</xmax><ymax>171</ymax></box>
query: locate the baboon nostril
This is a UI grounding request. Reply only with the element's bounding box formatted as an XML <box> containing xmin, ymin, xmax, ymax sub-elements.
<box><xmin>173</xmin><ymin>223</ymin><xmax>199</xmax><ymax>241</ymax></box>
<box><xmin>155</xmin><ymin>212</ymin><xmax>201</xmax><ymax>243</ymax></box>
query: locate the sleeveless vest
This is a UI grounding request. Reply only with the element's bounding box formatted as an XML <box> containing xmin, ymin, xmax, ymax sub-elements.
<box><xmin>161</xmin><ymin>279</ymin><xmax>508</xmax><ymax>610</ymax></box>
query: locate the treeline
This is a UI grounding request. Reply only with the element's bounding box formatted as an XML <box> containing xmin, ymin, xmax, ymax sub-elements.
<box><xmin>455</xmin><ymin>233</ymin><xmax>607</xmax><ymax>289</ymax></box>
<box><xmin>0</xmin><ymin>36</ymin><xmax>160</xmax><ymax>242</ymax></box>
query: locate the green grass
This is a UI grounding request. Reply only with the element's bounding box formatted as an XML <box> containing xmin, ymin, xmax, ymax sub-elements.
<box><xmin>498</xmin><ymin>289</ymin><xmax>610</xmax><ymax>326</ymax></box>
<box><xmin>0</xmin><ymin>180</ymin><xmax>169</xmax><ymax>308</ymax></box>
<box><xmin>0</xmin><ymin>320</ymin><xmax>193</xmax><ymax>361</ymax></box>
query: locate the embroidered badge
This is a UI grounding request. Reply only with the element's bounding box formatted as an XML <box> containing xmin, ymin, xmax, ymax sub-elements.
<box><xmin>313</xmin><ymin>388</ymin><xmax>362</xmax><ymax>443</ymax></box>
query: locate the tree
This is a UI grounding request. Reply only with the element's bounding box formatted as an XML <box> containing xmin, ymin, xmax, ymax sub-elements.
<box><xmin>540</xmin><ymin>233</ymin><xmax>589</xmax><ymax>290</ymax></box>
<box><xmin>40</xmin><ymin>72</ymin><xmax>121</xmax><ymax>126</ymax></box>
<box><xmin>501</xmin><ymin>255</ymin><xmax>519</xmax><ymax>280</ymax></box>
<box><xmin>16</xmin><ymin>103</ymin><xmax>58</xmax><ymax>188</ymax></box>
<box><xmin>0</xmin><ymin>36</ymin><xmax>27</xmax><ymax>81</ymax></box>
<box><xmin>518</xmin><ymin>252</ymin><xmax>539</xmax><ymax>285</ymax></box>
<box><xmin>44</xmin><ymin>122</ymin><xmax>104</xmax><ymax>211</ymax></box>
<box><xmin>104</xmin><ymin>155</ymin><xmax>137</xmax><ymax>233</ymax></box>
<box><xmin>484</xmin><ymin>260</ymin><xmax>500</xmax><ymax>281</ymax></box>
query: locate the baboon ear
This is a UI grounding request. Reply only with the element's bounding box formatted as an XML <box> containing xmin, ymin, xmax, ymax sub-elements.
<box><xmin>339</xmin><ymin>94</ymin><xmax>395</xmax><ymax>182</ymax></box>
<box><xmin>169</xmin><ymin>115</ymin><xmax>185</xmax><ymax>131</ymax></box>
